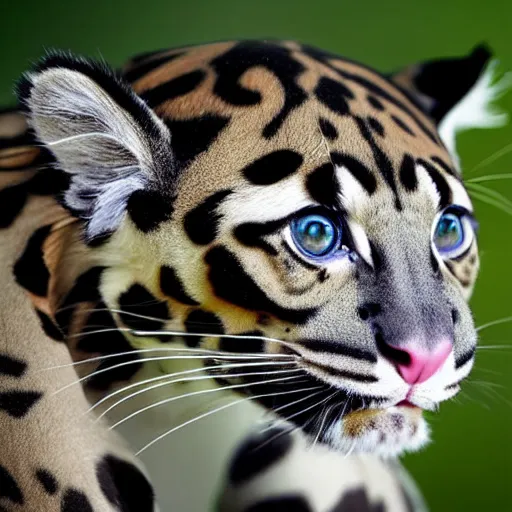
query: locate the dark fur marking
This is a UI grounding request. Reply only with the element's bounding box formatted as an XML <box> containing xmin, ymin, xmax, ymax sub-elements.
<box><xmin>331</xmin><ymin>153</ymin><xmax>377</xmax><ymax>195</ymax></box>
<box><xmin>315</xmin><ymin>76</ymin><xmax>354</xmax><ymax>116</ymax></box>
<box><xmin>398</xmin><ymin>154</ymin><xmax>417</xmax><ymax>192</ymax></box>
<box><xmin>184</xmin><ymin>310</ymin><xmax>224</xmax><ymax>348</ymax></box>
<box><xmin>229</xmin><ymin>426</ymin><xmax>293</xmax><ymax>484</ymax></box>
<box><xmin>35</xmin><ymin>469</ymin><xmax>58</xmax><ymax>495</ymax></box>
<box><xmin>451</xmin><ymin>308</ymin><xmax>459</xmax><ymax>324</ymax></box>
<box><xmin>367</xmin><ymin>95</ymin><xmax>384</xmax><ymax>110</ymax></box>
<box><xmin>245</xmin><ymin>496</ymin><xmax>313</xmax><ymax>512</ymax></box>
<box><xmin>306</xmin><ymin>163</ymin><xmax>340</xmax><ymax>207</ymax></box>
<box><xmin>330</xmin><ymin>488</ymin><xmax>385</xmax><ymax>512</ymax></box>
<box><xmin>60</xmin><ymin>489</ymin><xmax>93</xmax><ymax>512</ymax></box>
<box><xmin>35</xmin><ymin>310</ymin><xmax>65</xmax><ymax>342</ymax></box>
<box><xmin>418</xmin><ymin>159</ymin><xmax>452</xmax><ymax>208</ymax></box>
<box><xmin>96</xmin><ymin>455</ymin><xmax>154</xmax><ymax>512</ymax></box>
<box><xmin>302</xmin><ymin>339</ymin><xmax>377</xmax><ymax>363</ymax></box>
<box><xmin>219</xmin><ymin>331</ymin><xmax>264</xmax><ymax>353</ymax></box>
<box><xmin>27</xmin><ymin>169</ymin><xmax>70</xmax><ymax>197</ymax></box>
<box><xmin>319</xmin><ymin>117</ymin><xmax>338</xmax><ymax>140</ymax></box>
<box><xmin>0</xmin><ymin>390</ymin><xmax>42</xmax><ymax>418</ymax></box>
<box><xmin>124</xmin><ymin>52</ymin><xmax>185</xmax><ymax>83</ymax></box>
<box><xmin>127</xmin><ymin>189</ymin><xmax>174</xmax><ymax>233</ymax></box>
<box><xmin>160</xmin><ymin>266</ymin><xmax>199</xmax><ymax>306</ymax></box>
<box><xmin>430</xmin><ymin>251</ymin><xmax>440</xmax><ymax>276</ymax></box>
<box><xmin>183</xmin><ymin>190</ymin><xmax>232</xmax><ymax>245</ymax></box>
<box><xmin>165</xmin><ymin>114</ymin><xmax>229</xmax><ymax>165</ymax></box>
<box><xmin>139</xmin><ymin>70</ymin><xmax>206</xmax><ymax>107</ymax></box>
<box><xmin>13</xmin><ymin>225</ymin><xmax>51</xmax><ymax>297</ymax></box>
<box><xmin>205</xmin><ymin>246</ymin><xmax>317</xmax><ymax>324</ymax></box>
<box><xmin>55</xmin><ymin>267</ymin><xmax>106</xmax><ymax>335</ymax></box>
<box><xmin>311</xmin><ymin>361</ymin><xmax>378</xmax><ymax>383</ymax></box>
<box><xmin>0</xmin><ymin>465</ymin><xmax>24</xmax><ymax>504</ymax></box>
<box><xmin>118</xmin><ymin>284</ymin><xmax>170</xmax><ymax>331</ymax></box>
<box><xmin>392</xmin><ymin>115</ymin><xmax>415</xmax><ymax>136</ymax></box>
<box><xmin>367</xmin><ymin>116</ymin><xmax>384</xmax><ymax>137</ymax></box>
<box><xmin>242</xmin><ymin>150</ymin><xmax>303</xmax><ymax>185</ymax></box>
<box><xmin>234</xmin><ymin>220</ymin><xmax>285</xmax><ymax>256</ymax></box>
<box><xmin>77</xmin><ymin>303</ymin><xmax>143</xmax><ymax>389</ymax></box>
<box><xmin>0</xmin><ymin>355</ymin><xmax>26</xmax><ymax>378</ymax></box>
<box><xmin>0</xmin><ymin>182</ymin><xmax>29</xmax><ymax>229</ymax></box>
<box><xmin>211</xmin><ymin>42</ymin><xmax>308</xmax><ymax>138</ymax></box>
<box><xmin>280</xmin><ymin>241</ymin><xmax>318</xmax><ymax>271</ymax></box>
<box><xmin>431</xmin><ymin>156</ymin><xmax>457</xmax><ymax>177</ymax></box>
<box><xmin>455</xmin><ymin>347</ymin><xmax>475</xmax><ymax>369</ymax></box>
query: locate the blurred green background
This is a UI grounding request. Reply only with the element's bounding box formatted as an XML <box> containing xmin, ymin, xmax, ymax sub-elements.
<box><xmin>2</xmin><ymin>1</ymin><xmax>511</xmax><ymax>510</ymax></box>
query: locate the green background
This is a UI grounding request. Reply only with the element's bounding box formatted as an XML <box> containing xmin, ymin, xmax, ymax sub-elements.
<box><xmin>2</xmin><ymin>1</ymin><xmax>511</xmax><ymax>510</ymax></box>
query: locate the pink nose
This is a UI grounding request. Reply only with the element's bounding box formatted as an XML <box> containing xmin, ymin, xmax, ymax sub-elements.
<box><xmin>395</xmin><ymin>341</ymin><xmax>452</xmax><ymax>384</ymax></box>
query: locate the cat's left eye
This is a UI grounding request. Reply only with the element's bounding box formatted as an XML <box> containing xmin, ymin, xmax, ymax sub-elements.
<box><xmin>433</xmin><ymin>208</ymin><xmax>474</xmax><ymax>259</ymax></box>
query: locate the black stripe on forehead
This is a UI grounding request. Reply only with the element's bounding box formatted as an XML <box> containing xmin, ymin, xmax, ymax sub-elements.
<box><xmin>306</xmin><ymin>163</ymin><xmax>340</xmax><ymax>207</ymax></box>
<box><xmin>399</xmin><ymin>154</ymin><xmax>418</xmax><ymax>192</ymax></box>
<box><xmin>205</xmin><ymin>246</ymin><xmax>317</xmax><ymax>324</ymax></box>
<box><xmin>430</xmin><ymin>156</ymin><xmax>458</xmax><ymax>178</ymax></box>
<box><xmin>417</xmin><ymin>159</ymin><xmax>452</xmax><ymax>209</ymax></box>
<box><xmin>330</xmin><ymin>152</ymin><xmax>377</xmax><ymax>196</ymax></box>
<box><xmin>234</xmin><ymin>219</ymin><xmax>285</xmax><ymax>256</ymax></box>
<box><xmin>242</xmin><ymin>150</ymin><xmax>303</xmax><ymax>185</ymax></box>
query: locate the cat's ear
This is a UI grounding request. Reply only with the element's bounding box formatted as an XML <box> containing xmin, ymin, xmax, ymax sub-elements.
<box><xmin>389</xmin><ymin>45</ymin><xmax>511</xmax><ymax>165</ymax></box>
<box><xmin>17</xmin><ymin>52</ymin><xmax>177</xmax><ymax>242</ymax></box>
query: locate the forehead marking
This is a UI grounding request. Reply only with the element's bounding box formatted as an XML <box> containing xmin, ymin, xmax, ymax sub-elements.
<box><xmin>416</xmin><ymin>162</ymin><xmax>452</xmax><ymax>209</ymax></box>
<box><xmin>242</xmin><ymin>150</ymin><xmax>303</xmax><ymax>185</ymax></box>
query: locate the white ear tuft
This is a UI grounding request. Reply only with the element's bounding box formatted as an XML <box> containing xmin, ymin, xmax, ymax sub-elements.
<box><xmin>438</xmin><ymin>61</ymin><xmax>512</xmax><ymax>168</ymax></box>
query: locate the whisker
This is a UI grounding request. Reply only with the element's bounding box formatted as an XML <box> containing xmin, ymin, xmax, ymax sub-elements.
<box><xmin>112</xmin><ymin>374</ymin><xmax>304</xmax><ymax>432</ymax></box>
<box><xmin>477</xmin><ymin>316</ymin><xmax>512</xmax><ymax>332</ymax></box>
<box><xmin>94</xmin><ymin>365</ymin><xmax>301</xmax><ymax>419</ymax></box>
<box><xmin>469</xmin><ymin>142</ymin><xmax>512</xmax><ymax>173</ymax></box>
<box><xmin>135</xmin><ymin>385</ymin><xmax>312</xmax><ymax>456</ymax></box>
<box><xmin>466</xmin><ymin>173</ymin><xmax>512</xmax><ymax>184</ymax></box>
<box><xmin>476</xmin><ymin>345</ymin><xmax>512</xmax><ymax>351</ymax></box>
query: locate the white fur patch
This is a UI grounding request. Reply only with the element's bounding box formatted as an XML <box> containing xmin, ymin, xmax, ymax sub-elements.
<box><xmin>438</xmin><ymin>61</ymin><xmax>512</xmax><ymax>168</ymax></box>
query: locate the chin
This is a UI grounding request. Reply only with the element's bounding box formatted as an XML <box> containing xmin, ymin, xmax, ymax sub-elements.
<box><xmin>322</xmin><ymin>405</ymin><xmax>431</xmax><ymax>458</ymax></box>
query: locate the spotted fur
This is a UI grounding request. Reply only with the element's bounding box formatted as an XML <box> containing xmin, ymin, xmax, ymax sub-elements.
<box><xmin>0</xmin><ymin>40</ymin><xmax>509</xmax><ymax>510</ymax></box>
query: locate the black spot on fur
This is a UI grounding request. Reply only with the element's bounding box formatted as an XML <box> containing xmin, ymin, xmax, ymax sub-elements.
<box><xmin>315</xmin><ymin>76</ymin><xmax>354</xmax><ymax>116</ymax></box>
<box><xmin>229</xmin><ymin>426</ymin><xmax>293</xmax><ymax>484</ymax></box>
<box><xmin>430</xmin><ymin>251</ymin><xmax>440</xmax><ymax>276</ymax></box>
<box><xmin>242</xmin><ymin>150</ymin><xmax>303</xmax><ymax>185</ymax></box>
<box><xmin>0</xmin><ymin>182</ymin><xmax>28</xmax><ymax>229</ymax></box>
<box><xmin>183</xmin><ymin>190</ymin><xmax>232</xmax><ymax>245</ymax></box>
<box><xmin>0</xmin><ymin>465</ymin><xmax>24</xmax><ymax>504</ymax></box>
<box><xmin>451</xmin><ymin>308</ymin><xmax>459</xmax><ymax>324</ymax></box>
<box><xmin>357</xmin><ymin>303</ymin><xmax>382</xmax><ymax>321</ymax></box>
<box><xmin>27</xmin><ymin>169</ymin><xmax>70</xmax><ymax>197</ymax></box>
<box><xmin>205</xmin><ymin>246</ymin><xmax>316</xmax><ymax>324</ymax></box>
<box><xmin>211</xmin><ymin>42</ymin><xmax>308</xmax><ymax>138</ymax></box>
<box><xmin>77</xmin><ymin>303</ymin><xmax>143</xmax><ymax>390</ymax></box>
<box><xmin>367</xmin><ymin>95</ymin><xmax>384</xmax><ymax>110</ymax></box>
<box><xmin>319</xmin><ymin>117</ymin><xmax>338</xmax><ymax>140</ymax></box>
<box><xmin>60</xmin><ymin>489</ymin><xmax>93</xmax><ymax>512</ymax></box>
<box><xmin>234</xmin><ymin>219</ymin><xmax>286</xmax><ymax>256</ymax></box>
<box><xmin>418</xmin><ymin>159</ymin><xmax>452</xmax><ymax>208</ymax></box>
<box><xmin>219</xmin><ymin>331</ymin><xmax>264</xmax><ymax>353</ymax></box>
<box><xmin>124</xmin><ymin>52</ymin><xmax>185</xmax><ymax>83</ymax></box>
<box><xmin>35</xmin><ymin>310</ymin><xmax>65</xmax><ymax>342</ymax></box>
<box><xmin>127</xmin><ymin>189</ymin><xmax>173</xmax><ymax>233</ymax></box>
<box><xmin>392</xmin><ymin>115</ymin><xmax>415</xmax><ymax>136</ymax></box>
<box><xmin>165</xmin><ymin>115</ymin><xmax>229</xmax><ymax>165</ymax></box>
<box><xmin>0</xmin><ymin>390</ymin><xmax>42</xmax><ymax>418</ymax></box>
<box><xmin>431</xmin><ymin>156</ymin><xmax>457</xmax><ymax>177</ymax></box>
<box><xmin>455</xmin><ymin>347</ymin><xmax>475</xmax><ymax>369</ymax></box>
<box><xmin>367</xmin><ymin>116</ymin><xmax>384</xmax><ymax>137</ymax></box>
<box><xmin>118</xmin><ymin>284</ymin><xmax>170</xmax><ymax>331</ymax></box>
<box><xmin>55</xmin><ymin>267</ymin><xmax>106</xmax><ymax>335</ymax></box>
<box><xmin>184</xmin><ymin>310</ymin><xmax>224</xmax><ymax>348</ymax></box>
<box><xmin>139</xmin><ymin>70</ymin><xmax>206</xmax><ymax>108</ymax></box>
<box><xmin>399</xmin><ymin>154</ymin><xmax>417</xmax><ymax>191</ymax></box>
<box><xmin>160</xmin><ymin>266</ymin><xmax>199</xmax><ymax>306</ymax></box>
<box><xmin>331</xmin><ymin>153</ymin><xmax>377</xmax><ymax>195</ymax></box>
<box><xmin>0</xmin><ymin>355</ymin><xmax>26</xmax><ymax>377</ymax></box>
<box><xmin>306</xmin><ymin>163</ymin><xmax>340</xmax><ymax>207</ymax></box>
<box><xmin>13</xmin><ymin>225</ymin><xmax>51</xmax><ymax>297</ymax></box>
<box><xmin>330</xmin><ymin>487</ymin><xmax>385</xmax><ymax>512</ymax></box>
<box><xmin>245</xmin><ymin>496</ymin><xmax>313</xmax><ymax>512</ymax></box>
<box><xmin>35</xmin><ymin>469</ymin><xmax>58</xmax><ymax>495</ymax></box>
<box><xmin>96</xmin><ymin>455</ymin><xmax>154</xmax><ymax>512</ymax></box>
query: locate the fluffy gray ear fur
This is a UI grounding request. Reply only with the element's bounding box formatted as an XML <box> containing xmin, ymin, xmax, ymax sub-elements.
<box><xmin>17</xmin><ymin>52</ymin><xmax>176</xmax><ymax>242</ymax></box>
<box><xmin>389</xmin><ymin>45</ymin><xmax>511</xmax><ymax>168</ymax></box>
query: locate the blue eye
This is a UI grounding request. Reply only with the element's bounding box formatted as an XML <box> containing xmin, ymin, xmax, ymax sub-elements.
<box><xmin>291</xmin><ymin>213</ymin><xmax>340</xmax><ymax>258</ymax></box>
<box><xmin>434</xmin><ymin>212</ymin><xmax>464</xmax><ymax>254</ymax></box>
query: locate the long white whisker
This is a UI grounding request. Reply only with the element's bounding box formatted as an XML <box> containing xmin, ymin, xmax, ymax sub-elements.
<box><xmin>93</xmin><ymin>365</ymin><xmax>300</xmax><ymax>419</ymax></box>
<box><xmin>112</xmin><ymin>374</ymin><xmax>303</xmax><ymax>431</ymax></box>
<box><xmin>469</xmin><ymin>142</ymin><xmax>512</xmax><ymax>173</ymax></box>
<box><xmin>135</xmin><ymin>384</ymin><xmax>312</xmax><ymax>456</ymax></box>
<box><xmin>477</xmin><ymin>316</ymin><xmax>512</xmax><ymax>332</ymax></box>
